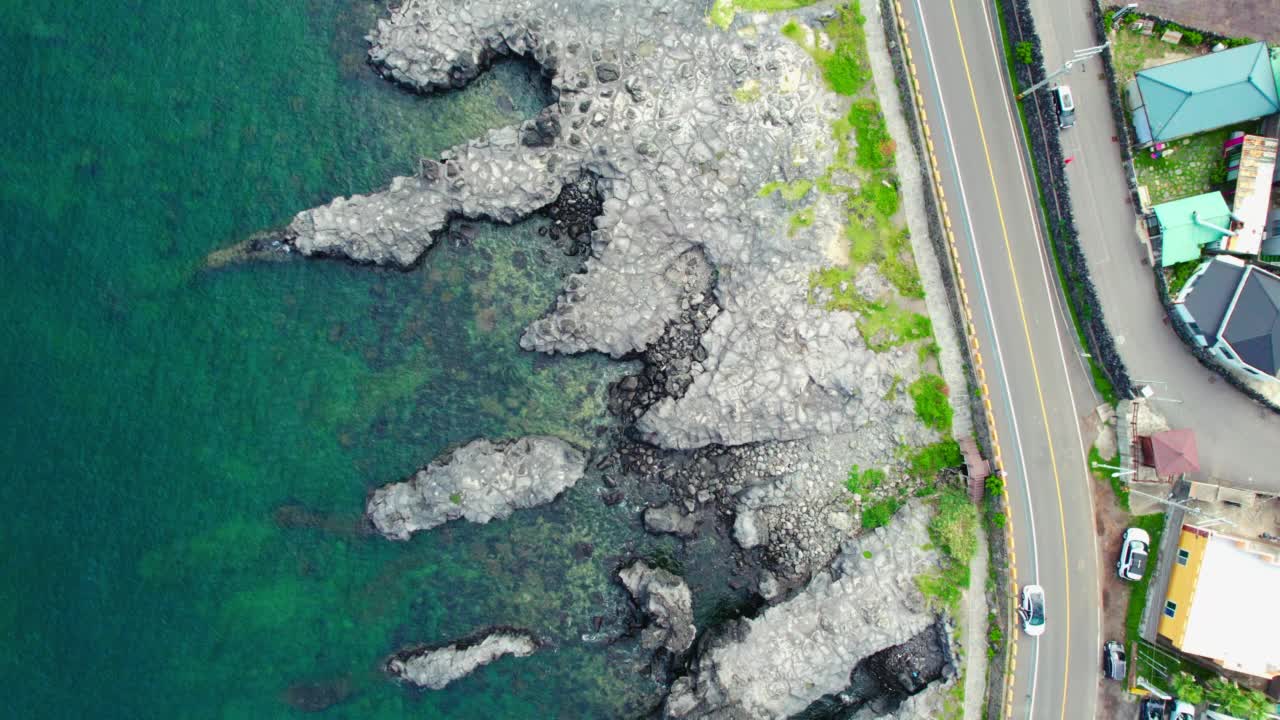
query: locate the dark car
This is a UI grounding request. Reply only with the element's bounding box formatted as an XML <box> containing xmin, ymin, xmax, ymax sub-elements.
<box><xmin>1103</xmin><ymin>640</ymin><xmax>1127</xmax><ymax>681</ymax></box>
<box><xmin>1140</xmin><ymin>697</ymin><xmax>1167</xmax><ymax>720</ymax></box>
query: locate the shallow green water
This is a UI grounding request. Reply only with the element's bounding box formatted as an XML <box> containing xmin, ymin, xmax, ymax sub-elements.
<box><xmin>0</xmin><ymin>2</ymin><xmax>714</xmax><ymax>717</ymax></box>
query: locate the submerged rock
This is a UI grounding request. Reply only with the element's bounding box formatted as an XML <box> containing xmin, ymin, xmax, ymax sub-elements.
<box><xmin>385</xmin><ymin>628</ymin><xmax>539</xmax><ymax>690</ymax></box>
<box><xmin>366</xmin><ymin>436</ymin><xmax>585</xmax><ymax>541</ymax></box>
<box><xmin>663</xmin><ymin>502</ymin><xmax>942</xmax><ymax>719</ymax></box>
<box><xmin>618</xmin><ymin>560</ymin><xmax>696</xmax><ymax>657</ymax></box>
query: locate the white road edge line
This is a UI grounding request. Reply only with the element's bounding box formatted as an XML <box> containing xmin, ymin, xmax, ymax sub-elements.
<box><xmin>974</xmin><ymin>0</ymin><xmax>1107</xmax><ymax>710</ymax></box>
<box><xmin>905</xmin><ymin>0</ymin><xmax>1043</xmax><ymax>715</ymax></box>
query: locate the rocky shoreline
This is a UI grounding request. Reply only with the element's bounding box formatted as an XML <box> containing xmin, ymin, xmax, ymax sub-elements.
<box><xmin>240</xmin><ymin>0</ymin><xmax>975</xmax><ymax>713</ymax></box>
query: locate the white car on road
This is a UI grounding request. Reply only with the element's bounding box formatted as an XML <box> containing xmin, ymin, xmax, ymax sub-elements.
<box><xmin>1020</xmin><ymin>584</ymin><xmax>1046</xmax><ymax>637</ymax></box>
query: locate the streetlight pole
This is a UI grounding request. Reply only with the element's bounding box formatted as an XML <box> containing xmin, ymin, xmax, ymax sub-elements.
<box><xmin>1111</xmin><ymin>3</ymin><xmax>1139</xmax><ymax>31</ymax></box>
<box><xmin>1016</xmin><ymin>42</ymin><xmax>1111</xmax><ymax>100</ymax></box>
<box><xmin>1092</xmin><ymin>461</ymin><xmax>1136</xmax><ymax>478</ymax></box>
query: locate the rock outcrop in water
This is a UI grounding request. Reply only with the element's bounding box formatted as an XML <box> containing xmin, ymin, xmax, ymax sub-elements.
<box><xmin>264</xmin><ymin>0</ymin><xmax>923</xmax><ymax>450</ymax></box>
<box><xmin>618</xmin><ymin>560</ymin><xmax>696</xmax><ymax>657</ymax></box>
<box><xmin>366</xmin><ymin>436</ymin><xmax>585</xmax><ymax>540</ymax></box>
<box><xmin>385</xmin><ymin>628</ymin><xmax>540</xmax><ymax>690</ymax></box>
<box><xmin>663</xmin><ymin>501</ymin><xmax>942</xmax><ymax>719</ymax></box>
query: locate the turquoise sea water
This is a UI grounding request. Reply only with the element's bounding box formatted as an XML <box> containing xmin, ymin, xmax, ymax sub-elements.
<box><xmin>0</xmin><ymin>2</ymin><xmax>736</xmax><ymax>717</ymax></box>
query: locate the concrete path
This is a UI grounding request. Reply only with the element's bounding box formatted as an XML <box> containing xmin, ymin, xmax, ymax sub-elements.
<box><xmin>962</xmin><ymin>524</ymin><xmax>990</xmax><ymax>720</ymax></box>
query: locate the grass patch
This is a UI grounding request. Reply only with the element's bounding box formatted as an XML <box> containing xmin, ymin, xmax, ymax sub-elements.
<box><xmin>858</xmin><ymin>303</ymin><xmax>932</xmax><ymax>351</ymax></box>
<box><xmin>916</xmin><ymin>488</ymin><xmax>978</xmax><ymax>609</ymax></box>
<box><xmin>845</xmin><ymin>99</ymin><xmax>894</xmax><ymax>172</ymax></box>
<box><xmin>758</xmin><ymin>178</ymin><xmax>812</xmax><ymax>201</ymax></box>
<box><xmin>861</xmin><ymin>497</ymin><xmax>903</xmax><ymax>530</ymax></box>
<box><xmin>907</xmin><ymin>439</ymin><xmax>963</xmax><ymax>480</ymax></box>
<box><xmin>710</xmin><ymin>0</ymin><xmax>818</xmax><ymax>30</ymax></box>
<box><xmin>884</xmin><ymin>374</ymin><xmax>903</xmax><ymax>401</ymax></box>
<box><xmin>1088</xmin><ymin>445</ymin><xmax>1131</xmax><ymax>512</ymax></box>
<box><xmin>845</xmin><ymin>464</ymin><xmax>886</xmax><ymax>496</ymax></box>
<box><xmin>908</xmin><ymin>374</ymin><xmax>953</xmax><ymax>433</ymax></box>
<box><xmin>788</xmin><ymin>206</ymin><xmax>815</xmax><ymax>235</ymax></box>
<box><xmin>1124</xmin><ymin>513</ymin><xmax>1166</xmax><ymax>644</ymax></box>
<box><xmin>917</xmin><ymin>340</ymin><xmax>940</xmax><ymax>366</ymax></box>
<box><xmin>1110</xmin><ymin>23</ymin><xmax>1197</xmax><ymax>85</ymax></box>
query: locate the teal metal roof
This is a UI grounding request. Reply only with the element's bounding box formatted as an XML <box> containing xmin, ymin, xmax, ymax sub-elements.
<box><xmin>1153</xmin><ymin>192</ymin><xmax>1233</xmax><ymax>266</ymax></box>
<box><xmin>1136</xmin><ymin>42</ymin><xmax>1279</xmax><ymax>142</ymax></box>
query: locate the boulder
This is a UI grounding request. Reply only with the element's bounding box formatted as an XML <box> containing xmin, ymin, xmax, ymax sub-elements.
<box><xmin>367</xmin><ymin>436</ymin><xmax>585</xmax><ymax>540</ymax></box>
<box><xmin>385</xmin><ymin>628</ymin><xmax>539</xmax><ymax>690</ymax></box>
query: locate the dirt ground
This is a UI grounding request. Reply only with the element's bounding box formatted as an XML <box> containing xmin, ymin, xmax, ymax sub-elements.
<box><xmin>1134</xmin><ymin>0</ymin><xmax>1280</xmax><ymax>44</ymax></box>
<box><xmin>1094</xmin><ymin>474</ymin><xmax>1141</xmax><ymax>719</ymax></box>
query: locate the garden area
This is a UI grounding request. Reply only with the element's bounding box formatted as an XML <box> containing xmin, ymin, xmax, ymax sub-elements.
<box><xmin>1133</xmin><ymin>123</ymin><xmax>1256</xmax><ymax>206</ymax></box>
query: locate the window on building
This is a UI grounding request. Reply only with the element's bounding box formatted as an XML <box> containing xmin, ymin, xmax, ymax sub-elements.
<box><xmin>1177</xmin><ymin>549</ymin><xmax>1190</xmax><ymax>565</ymax></box>
<box><xmin>1164</xmin><ymin>600</ymin><xmax>1178</xmax><ymax>618</ymax></box>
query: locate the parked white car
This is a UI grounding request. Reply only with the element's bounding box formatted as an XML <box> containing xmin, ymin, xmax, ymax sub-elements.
<box><xmin>1020</xmin><ymin>584</ymin><xmax>1046</xmax><ymax>636</ymax></box>
<box><xmin>1118</xmin><ymin>527</ymin><xmax>1151</xmax><ymax>581</ymax></box>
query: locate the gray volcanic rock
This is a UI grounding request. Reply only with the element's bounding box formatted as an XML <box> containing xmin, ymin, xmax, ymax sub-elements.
<box><xmin>273</xmin><ymin>0</ymin><xmax>915</xmax><ymax>447</ymax></box>
<box><xmin>618</xmin><ymin>560</ymin><xmax>696</xmax><ymax>656</ymax></box>
<box><xmin>385</xmin><ymin>628</ymin><xmax>539</xmax><ymax>690</ymax></box>
<box><xmin>643</xmin><ymin>504</ymin><xmax>699</xmax><ymax>538</ymax></box>
<box><xmin>663</xmin><ymin>501</ymin><xmax>940</xmax><ymax>719</ymax></box>
<box><xmin>366</xmin><ymin>436</ymin><xmax>585</xmax><ymax>541</ymax></box>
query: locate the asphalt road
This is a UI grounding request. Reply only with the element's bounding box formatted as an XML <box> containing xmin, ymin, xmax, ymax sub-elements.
<box><xmin>1032</xmin><ymin>0</ymin><xmax>1280</xmax><ymax>494</ymax></box>
<box><xmin>900</xmin><ymin>0</ymin><xmax>1103</xmax><ymax>717</ymax></box>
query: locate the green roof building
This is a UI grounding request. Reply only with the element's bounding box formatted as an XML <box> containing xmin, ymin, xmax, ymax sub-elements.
<box><xmin>1131</xmin><ymin>42</ymin><xmax>1280</xmax><ymax>145</ymax></box>
<box><xmin>1153</xmin><ymin>192</ymin><xmax>1234</xmax><ymax>266</ymax></box>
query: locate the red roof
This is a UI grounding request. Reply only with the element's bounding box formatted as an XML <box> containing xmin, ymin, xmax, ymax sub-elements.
<box><xmin>1148</xmin><ymin>429</ymin><xmax>1200</xmax><ymax>476</ymax></box>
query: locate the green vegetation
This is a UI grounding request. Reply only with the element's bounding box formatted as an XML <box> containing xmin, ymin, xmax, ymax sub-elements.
<box><xmin>907</xmin><ymin>440</ymin><xmax>963</xmax><ymax>481</ymax></box>
<box><xmin>884</xmin><ymin>374</ymin><xmax>902</xmax><ymax>401</ymax></box>
<box><xmin>1124</xmin><ymin>513</ymin><xmax>1165</xmax><ymax>643</ymax></box>
<box><xmin>1014</xmin><ymin>40</ymin><xmax>1033</xmax><ymax>64</ymax></box>
<box><xmin>986</xmin><ymin>615</ymin><xmax>1004</xmax><ymax>660</ymax></box>
<box><xmin>845</xmin><ymin>99</ymin><xmax>894</xmax><ymax>171</ymax></box>
<box><xmin>908</xmin><ymin>374</ymin><xmax>953</xmax><ymax>433</ymax></box>
<box><xmin>861</xmin><ymin>497</ymin><xmax>902</xmax><ymax>530</ymax></box>
<box><xmin>1166</xmin><ymin>259</ymin><xmax>1200</xmax><ymax>297</ymax></box>
<box><xmin>1088</xmin><ymin>445</ymin><xmax>1130</xmax><ymax>511</ymax></box>
<box><xmin>758</xmin><ymin>178</ymin><xmax>813</xmax><ymax>201</ymax></box>
<box><xmin>845</xmin><ymin>464</ymin><xmax>887</xmax><ymax>496</ymax></box>
<box><xmin>788</xmin><ymin>206</ymin><xmax>816</xmax><ymax>234</ymax></box>
<box><xmin>917</xmin><ymin>341</ymin><xmax>940</xmax><ymax>366</ymax></box>
<box><xmin>1171</xmin><ymin>672</ymin><xmax>1205</xmax><ymax>704</ymax></box>
<box><xmin>1110</xmin><ymin>22</ymin><xmax>1196</xmax><ymax>83</ymax></box>
<box><xmin>984</xmin><ymin>474</ymin><xmax>1007</xmax><ymax>530</ymax></box>
<box><xmin>1205</xmin><ymin>677</ymin><xmax>1274</xmax><ymax>720</ymax></box>
<box><xmin>709</xmin><ymin>0</ymin><xmax>819</xmax><ymax>30</ymax></box>
<box><xmin>916</xmin><ymin>487</ymin><xmax>979</xmax><ymax>609</ymax></box>
<box><xmin>449</xmin><ymin>492</ymin><xmax>463</xmax><ymax>505</ymax></box>
<box><xmin>732</xmin><ymin>80</ymin><xmax>763</xmax><ymax>103</ymax></box>
<box><xmin>863</xmin><ymin>550</ymin><xmax>873</xmax><ymax>559</ymax></box>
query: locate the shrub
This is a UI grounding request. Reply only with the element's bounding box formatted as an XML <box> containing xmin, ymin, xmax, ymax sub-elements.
<box><xmin>1171</xmin><ymin>672</ymin><xmax>1204</xmax><ymax>705</ymax></box>
<box><xmin>1223</xmin><ymin>36</ymin><xmax>1255</xmax><ymax>48</ymax></box>
<box><xmin>909</xmin><ymin>374</ymin><xmax>953</xmax><ymax>433</ymax></box>
<box><xmin>909</xmin><ymin>440</ymin><xmax>963</xmax><ymax>479</ymax></box>
<box><xmin>846</xmin><ymin>99</ymin><xmax>893</xmax><ymax>172</ymax></box>
<box><xmin>916</xmin><ymin>558</ymin><xmax>968</xmax><ymax>608</ymax></box>
<box><xmin>1205</xmin><ymin>678</ymin><xmax>1273</xmax><ymax>720</ymax></box>
<box><xmin>1180</xmin><ymin>28</ymin><xmax>1203</xmax><ymax>46</ymax></box>
<box><xmin>861</xmin><ymin>497</ymin><xmax>902</xmax><ymax>530</ymax></box>
<box><xmin>1015</xmin><ymin>40</ymin><xmax>1034</xmax><ymax>64</ymax></box>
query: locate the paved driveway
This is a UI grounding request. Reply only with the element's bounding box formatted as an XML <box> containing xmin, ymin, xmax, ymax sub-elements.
<box><xmin>1030</xmin><ymin>0</ymin><xmax>1280</xmax><ymax>493</ymax></box>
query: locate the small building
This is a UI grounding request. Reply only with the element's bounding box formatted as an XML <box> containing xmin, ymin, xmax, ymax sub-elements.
<box><xmin>1157</xmin><ymin>524</ymin><xmax>1280</xmax><ymax>679</ymax></box>
<box><xmin>1130</xmin><ymin>42</ymin><xmax>1280</xmax><ymax>146</ymax></box>
<box><xmin>1137</xmin><ymin>428</ymin><xmax>1199</xmax><ymax>479</ymax></box>
<box><xmin>1153</xmin><ymin>191</ymin><xmax>1234</xmax><ymax>266</ymax></box>
<box><xmin>1221</xmin><ymin>134</ymin><xmax>1279</xmax><ymax>257</ymax></box>
<box><xmin>1174</xmin><ymin>256</ymin><xmax>1280</xmax><ymax>381</ymax></box>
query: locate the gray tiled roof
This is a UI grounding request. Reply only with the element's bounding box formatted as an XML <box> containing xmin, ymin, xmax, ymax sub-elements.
<box><xmin>1183</xmin><ymin>259</ymin><xmax>1245</xmax><ymax>343</ymax></box>
<box><xmin>1223</xmin><ymin>268</ymin><xmax>1280</xmax><ymax>376</ymax></box>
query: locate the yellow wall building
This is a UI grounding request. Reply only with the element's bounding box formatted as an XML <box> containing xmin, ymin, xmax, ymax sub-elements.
<box><xmin>1157</xmin><ymin>524</ymin><xmax>1280</xmax><ymax>679</ymax></box>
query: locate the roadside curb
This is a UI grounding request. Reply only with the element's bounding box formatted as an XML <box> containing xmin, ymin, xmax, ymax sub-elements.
<box><xmin>884</xmin><ymin>2</ymin><xmax>1019</xmax><ymax>717</ymax></box>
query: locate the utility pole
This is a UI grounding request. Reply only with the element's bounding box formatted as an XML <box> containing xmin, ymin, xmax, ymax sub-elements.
<box><xmin>1016</xmin><ymin>42</ymin><xmax>1111</xmax><ymax>100</ymax></box>
<box><xmin>1127</xmin><ymin>487</ymin><xmax>1235</xmax><ymax>527</ymax></box>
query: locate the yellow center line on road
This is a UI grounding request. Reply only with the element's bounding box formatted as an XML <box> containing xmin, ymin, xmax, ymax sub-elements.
<box><xmin>942</xmin><ymin>0</ymin><xmax>1075</xmax><ymax>718</ymax></box>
